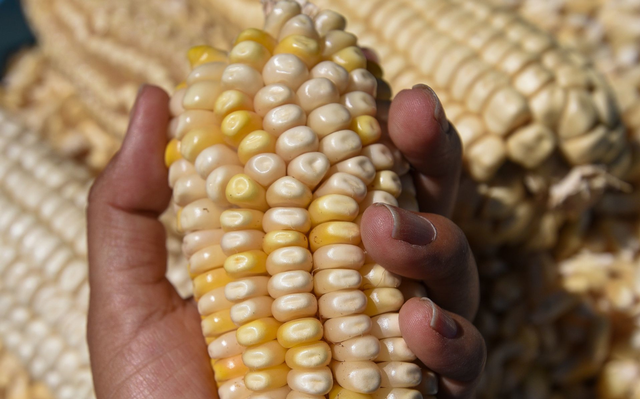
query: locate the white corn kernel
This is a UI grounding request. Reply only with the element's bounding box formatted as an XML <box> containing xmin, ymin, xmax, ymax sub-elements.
<box><xmin>312</xmin><ymin>244</ymin><xmax>365</xmax><ymax>271</ymax></box>
<box><xmin>297</xmin><ymin>78</ymin><xmax>340</xmax><ymax>113</ymax></box>
<box><xmin>377</xmin><ymin>338</ymin><xmax>417</xmax><ymax>362</ymax></box>
<box><xmin>195</xmin><ymin>144</ymin><xmax>242</xmax><ymax>179</ymax></box>
<box><xmin>229</xmin><ymin>41</ymin><xmax>272</xmax><ymax>71</ymax></box>
<box><xmin>311</xmin><ymin>61</ymin><xmax>349</xmax><ymax>94</ymax></box>
<box><xmin>307</xmin><ymin>103</ymin><xmax>352</xmax><ymax>139</ymax></box>
<box><xmin>313</xmin><ymin>269</ymin><xmax>362</xmax><ymax>295</ymax></box>
<box><xmin>266</xmin><ymin>176</ymin><xmax>313</xmax><ymax>208</ymax></box>
<box><xmin>314</xmin><ymin>10</ymin><xmax>347</xmax><ymax>37</ymax></box>
<box><xmin>398</xmin><ymin>280</ymin><xmax>428</xmax><ymax>300</ymax></box>
<box><xmin>267</xmin><ymin>247</ymin><xmax>313</xmax><ymax>275</ymax></box>
<box><xmin>263</xmin><ymin>54</ymin><xmax>310</xmax><ymax>91</ymax></box>
<box><xmin>332</xmin><ymin>335</ymin><xmax>381</xmax><ymax>361</ymax></box>
<box><xmin>173</xmin><ymin>174</ymin><xmax>207</xmax><ymax>207</ymax></box>
<box><xmin>219</xmin><ymin>377</ymin><xmax>251</xmax><ymax>399</ymax></box>
<box><xmin>361</xmin><ymin>144</ymin><xmax>395</xmax><ymax>171</ymax></box>
<box><xmin>279</xmin><ymin>14</ymin><xmax>319</xmax><ymax>41</ymax></box>
<box><xmin>263</xmin><ymin>208</ymin><xmax>311</xmax><ymax>233</ymax></box>
<box><xmin>183</xmin><ymin>81</ymin><xmax>224</xmax><ymax>111</ymax></box>
<box><xmin>287</xmin><ymin>152</ymin><xmax>330</xmax><ymax>189</ymax></box>
<box><xmin>173</xmin><ymin>110</ymin><xmax>219</xmax><ymax>140</ymax></box>
<box><xmin>231</xmin><ymin>296</ymin><xmax>275</xmax><ymax>325</ymax></box>
<box><xmin>370</xmin><ymin>314</ymin><xmax>401</xmax><ymax>339</ymax></box>
<box><xmin>368</xmin><ymin>171</ymin><xmax>402</xmax><ymax>198</ymax></box>
<box><xmin>199</xmin><ymin>286</ymin><xmax>234</xmax><ymax>316</ymax></box>
<box><xmin>287</xmin><ymin>368</ymin><xmax>334</xmax><ymax>396</ymax></box>
<box><xmin>170</xmin><ymin>88</ymin><xmax>186</xmax><ymax>117</ymax></box>
<box><xmin>254</xmin><ymin>84</ymin><xmax>298</xmax><ymax>117</ymax></box>
<box><xmin>206</xmin><ymin>165</ymin><xmax>245</xmax><ymax>208</ymax></box>
<box><xmin>319</xmin><ymin>130</ymin><xmax>362</xmax><ymax>164</ymax></box>
<box><xmin>264</xmin><ymin>1</ymin><xmax>302</xmax><ymax>38</ymax></box>
<box><xmin>318</xmin><ymin>290</ymin><xmax>368</xmax><ymax>319</ymax></box>
<box><xmin>179</xmin><ymin>199</ymin><xmax>223</xmax><ymax>232</ymax></box>
<box><xmin>379</xmin><ymin>362</ymin><xmax>422</xmax><ymax>388</ymax></box>
<box><xmin>225</xmin><ymin>277</ymin><xmax>271</xmax><ymax>302</ymax></box>
<box><xmin>268</xmin><ymin>271</ymin><xmax>314</xmax><ymax>298</ymax></box>
<box><xmin>222</xmin><ymin>63</ymin><xmax>265</xmax><ymax>97</ymax></box>
<box><xmin>182</xmin><ymin>229</ymin><xmax>225</xmax><ymax>258</ymax></box>
<box><xmin>209</xmin><ymin>330</ymin><xmax>245</xmax><ymax>359</ymax></box>
<box><xmin>359</xmin><ymin>191</ymin><xmax>398</xmax><ymax>210</ymax></box>
<box><xmin>272</xmin><ymin>293</ymin><xmax>318</xmax><ymax>322</ymax></box>
<box><xmin>242</xmin><ymin>340</ymin><xmax>287</xmax><ymax>370</ymax></box>
<box><xmin>276</xmin><ymin>126</ymin><xmax>320</xmax><ymax>161</ymax></box>
<box><xmin>347</xmin><ymin>69</ymin><xmax>377</xmax><ymax>97</ymax></box>
<box><xmin>342</xmin><ymin>92</ymin><xmax>377</xmax><ymax>117</ymax></box>
<box><xmin>245</xmin><ymin>153</ymin><xmax>287</xmax><ymax>187</ymax></box>
<box><xmin>331</xmin><ymin>361</ymin><xmax>382</xmax><ymax>394</ymax></box>
<box><xmin>285</xmin><ymin>341</ymin><xmax>332</xmax><ymax>369</ymax></box>
<box><xmin>169</xmin><ymin>159</ymin><xmax>196</xmax><ymax>188</ymax></box>
<box><xmin>314</xmin><ymin>173</ymin><xmax>367</xmax><ymax>203</ymax></box>
<box><xmin>264</xmin><ymin>104</ymin><xmax>308</xmax><ymax>137</ymax></box>
<box><xmin>222</xmin><ymin>230</ymin><xmax>266</xmax><ymax>255</ymax></box>
<box><xmin>187</xmin><ymin>62</ymin><xmax>227</xmax><ymax>85</ymax></box>
<box><xmin>322</xmin><ymin>31</ymin><xmax>357</xmax><ymax>58</ymax></box>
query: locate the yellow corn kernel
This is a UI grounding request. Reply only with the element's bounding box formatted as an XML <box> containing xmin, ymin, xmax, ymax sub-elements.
<box><xmin>308</xmin><ymin>195</ymin><xmax>359</xmax><ymax>227</ymax></box>
<box><xmin>180</xmin><ymin>126</ymin><xmax>225</xmax><ymax>163</ymax></box>
<box><xmin>277</xmin><ymin>318</ymin><xmax>323</xmax><ymax>348</ymax></box>
<box><xmin>351</xmin><ymin>115</ymin><xmax>382</xmax><ymax>146</ymax></box>
<box><xmin>224</xmin><ymin>250</ymin><xmax>268</xmax><ymax>278</ymax></box>
<box><xmin>226</xmin><ymin>174</ymin><xmax>269</xmax><ymax>211</ymax></box>
<box><xmin>245</xmin><ymin>363</ymin><xmax>291</xmax><ymax>391</ymax></box>
<box><xmin>215</xmin><ymin>90</ymin><xmax>254</xmax><ymax>120</ymax></box>
<box><xmin>165</xmin><ymin>138</ymin><xmax>182</xmax><ymax>167</ymax></box>
<box><xmin>332</xmin><ymin>46</ymin><xmax>367</xmax><ymax>72</ymax></box>
<box><xmin>285</xmin><ymin>341</ymin><xmax>332</xmax><ymax>369</ymax></box>
<box><xmin>238</xmin><ymin>130</ymin><xmax>278</xmax><ymax>165</ymax></box>
<box><xmin>366</xmin><ymin>61</ymin><xmax>383</xmax><ymax>80</ymax></box>
<box><xmin>188</xmin><ymin>45</ymin><xmax>228</xmax><ymax>68</ymax></box>
<box><xmin>221</xmin><ymin>110</ymin><xmax>263</xmax><ymax>148</ymax></box>
<box><xmin>330</xmin><ymin>385</ymin><xmax>373</xmax><ymax>399</ymax></box>
<box><xmin>363</xmin><ymin>288</ymin><xmax>405</xmax><ymax>317</ymax></box>
<box><xmin>212</xmin><ymin>354</ymin><xmax>249</xmax><ymax>382</ymax></box>
<box><xmin>309</xmin><ymin>222</ymin><xmax>361</xmax><ymax>252</ymax></box>
<box><xmin>274</xmin><ymin>35</ymin><xmax>322</xmax><ymax>68</ymax></box>
<box><xmin>368</xmin><ymin>171</ymin><xmax>402</xmax><ymax>198</ymax></box>
<box><xmin>236</xmin><ymin>318</ymin><xmax>282</xmax><ymax>346</ymax></box>
<box><xmin>230</xmin><ymin>41</ymin><xmax>272</xmax><ymax>71</ymax></box>
<box><xmin>202</xmin><ymin>309</ymin><xmax>237</xmax><ymax>337</ymax></box>
<box><xmin>263</xmin><ymin>231</ymin><xmax>309</xmax><ymax>254</ymax></box>
<box><xmin>220</xmin><ymin>209</ymin><xmax>265</xmax><ymax>232</ymax></box>
<box><xmin>235</xmin><ymin>28</ymin><xmax>278</xmax><ymax>53</ymax></box>
<box><xmin>175</xmin><ymin>81</ymin><xmax>187</xmax><ymax>91</ymax></box>
<box><xmin>193</xmin><ymin>268</ymin><xmax>234</xmax><ymax>299</ymax></box>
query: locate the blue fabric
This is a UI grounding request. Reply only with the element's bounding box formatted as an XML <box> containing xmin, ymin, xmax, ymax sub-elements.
<box><xmin>0</xmin><ymin>0</ymin><xmax>36</xmax><ymax>73</ymax></box>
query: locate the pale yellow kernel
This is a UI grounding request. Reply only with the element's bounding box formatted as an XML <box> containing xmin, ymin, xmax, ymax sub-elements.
<box><xmin>183</xmin><ymin>81</ymin><xmax>223</xmax><ymax>110</ymax></box>
<box><xmin>245</xmin><ymin>363</ymin><xmax>291</xmax><ymax>391</ymax></box>
<box><xmin>263</xmin><ymin>230</ymin><xmax>309</xmax><ymax>254</ymax></box>
<box><xmin>224</xmin><ymin>250</ymin><xmax>268</xmax><ymax>278</ymax></box>
<box><xmin>238</xmin><ymin>130</ymin><xmax>278</xmax><ymax>165</ymax></box>
<box><xmin>285</xmin><ymin>341</ymin><xmax>332</xmax><ymax>369</ymax></box>
<box><xmin>188</xmin><ymin>45</ymin><xmax>227</xmax><ymax>68</ymax></box>
<box><xmin>323</xmin><ymin>31</ymin><xmax>358</xmax><ymax>58</ymax></box>
<box><xmin>215</xmin><ymin>90</ymin><xmax>254</xmax><ymax>120</ymax></box>
<box><xmin>329</xmin><ymin>386</ymin><xmax>373</xmax><ymax>399</ymax></box>
<box><xmin>351</xmin><ymin>115</ymin><xmax>381</xmax><ymax>146</ymax></box>
<box><xmin>363</xmin><ymin>288</ymin><xmax>405</xmax><ymax>317</ymax></box>
<box><xmin>331</xmin><ymin>46</ymin><xmax>367</xmax><ymax>73</ymax></box>
<box><xmin>309</xmin><ymin>222</ymin><xmax>361</xmax><ymax>252</ymax></box>
<box><xmin>190</xmin><ymin>244</ymin><xmax>227</xmax><ymax>275</ymax></box>
<box><xmin>193</xmin><ymin>268</ymin><xmax>234</xmax><ymax>299</ymax></box>
<box><xmin>235</xmin><ymin>28</ymin><xmax>278</xmax><ymax>53</ymax></box>
<box><xmin>202</xmin><ymin>308</ymin><xmax>236</xmax><ymax>337</ymax></box>
<box><xmin>226</xmin><ymin>174</ymin><xmax>269</xmax><ymax>211</ymax></box>
<box><xmin>236</xmin><ymin>317</ymin><xmax>282</xmax><ymax>346</ymax></box>
<box><xmin>220</xmin><ymin>209</ymin><xmax>265</xmax><ymax>232</ymax></box>
<box><xmin>165</xmin><ymin>138</ymin><xmax>182</xmax><ymax>167</ymax></box>
<box><xmin>314</xmin><ymin>10</ymin><xmax>347</xmax><ymax>37</ymax></box>
<box><xmin>277</xmin><ymin>318</ymin><xmax>324</xmax><ymax>348</ymax></box>
<box><xmin>230</xmin><ymin>41</ymin><xmax>272</xmax><ymax>71</ymax></box>
<box><xmin>221</xmin><ymin>110</ymin><xmax>263</xmax><ymax>148</ymax></box>
<box><xmin>187</xmin><ymin>62</ymin><xmax>227</xmax><ymax>85</ymax></box>
<box><xmin>242</xmin><ymin>340</ymin><xmax>287</xmax><ymax>370</ymax></box>
<box><xmin>180</xmin><ymin>126</ymin><xmax>225</xmax><ymax>163</ymax></box>
<box><xmin>360</xmin><ymin>264</ymin><xmax>402</xmax><ymax>290</ymax></box>
<box><xmin>274</xmin><ymin>35</ymin><xmax>322</xmax><ymax>69</ymax></box>
<box><xmin>212</xmin><ymin>354</ymin><xmax>249</xmax><ymax>382</ymax></box>
<box><xmin>308</xmin><ymin>195</ymin><xmax>359</xmax><ymax>227</ymax></box>
<box><xmin>368</xmin><ymin>171</ymin><xmax>402</xmax><ymax>198</ymax></box>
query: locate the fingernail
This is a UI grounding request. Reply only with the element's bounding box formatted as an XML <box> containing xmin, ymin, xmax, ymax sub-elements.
<box><xmin>420</xmin><ymin>297</ymin><xmax>458</xmax><ymax>339</ymax></box>
<box><xmin>412</xmin><ymin>84</ymin><xmax>449</xmax><ymax>133</ymax></box>
<box><xmin>375</xmin><ymin>203</ymin><xmax>436</xmax><ymax>246</ymax></box>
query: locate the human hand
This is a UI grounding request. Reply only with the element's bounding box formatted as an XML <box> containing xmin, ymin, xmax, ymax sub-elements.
<box><xmin>86</xmin><ymin>84</ymin><xmax>485</xmax><ymax>399</ymax></box>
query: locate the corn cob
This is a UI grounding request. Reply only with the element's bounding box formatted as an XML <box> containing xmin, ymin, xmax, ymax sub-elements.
<box><xmin>0</xmin><ymin>339</ymin><xmax>54</xmax><ymax>399</ymax></box>
<box><xmin>166</xmin><ymin>2</ymin><xmax>435</xmax><ymax>398</ymax></box>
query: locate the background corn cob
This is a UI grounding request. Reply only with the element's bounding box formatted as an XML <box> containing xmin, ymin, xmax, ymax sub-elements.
<box><xmin>0</xmin><ymin>340</ymin><xmax>53</xmax><ymax>399</ymax></box>
<box><xmin>0</xmin><ymin>108</ymin><xmax>192</xmax><ymax>399</ymax></box>
<box><xmin>167</xmin><ymin>1</ymin><xmax>437</xmax><ymax>397</ymax></box>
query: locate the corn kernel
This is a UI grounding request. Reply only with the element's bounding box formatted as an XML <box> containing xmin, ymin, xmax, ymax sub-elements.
<box><xmin>199</xmin><ymin>286</ymin><xmax>234</xmax><ymax>317</ymax></box>
<box><xmin>193</xmin><ymin>267</ymin><xmax>234</xmax><ymax>299</ymax></box>
<box><xmin>331</xmin><ymin>46</ymin><xmax>366</xmax><ymax>72</ymax></box>
<box><xmin>220</xmin><ymin>209</ymin><xmax>265</xmax><ymax>232</ymax></box>
<box><xmin>187</xmin><ymin>62</ymin><xmax>227</xmax><ymax>85</ymax></box>
<box><xmin>183</xmin><ymin>81</ymin><xmax>224</xmax><ymax>111</ymax></box>
<box><xmin>309</xmin><ymin>222</ymin><xmax>361</xmax><ymax>252</ymax></box>
<box><xmin>226</xmin><ymin>174</ymin><xmax>269</xmax><ymax>211</ymax></box>
<box><xmin>207</xmin><ymin>165</ymin><xmax>245</xmax><ymax>208</ymax></box>
<box><xmin>318</xmin><ymin>290</ymin><xmax>368</xmax><ymax>319</ymax></box>
<box><xmin>263</xmin><ymin>230</ymin><xmax>309</xmax><ymax>254</ymax></box>
<box><xmin>263</xmin><ymin>208</ymin><xmax>311</xmax><ymax>233</ymax></box>
<box><xmin>288</xmin><ymin>368</ymin><xmax>334</xmax><ymax>396</ymax></box>
<box><xmin>272</xmin><ymin>293</ymin><xmax>318</xmax><ymax>322</ymax></box>
<box><xmin>222</xmin><ymin>230</ymin><xmax>266</xmax><ymax>255</ymax></box>
<box><xmin>242</xmin><ymin>340</ymin><xmax>287</xmax><ymax>370</ymax></box>
<box><xmin>219</xmin><ymin>377</ymin><xmax>251</xmax><ymax>399</ymax></box>
<box><xmin>323</xmin><ymin>31</ymin><xmax>358</xmax><ymax>58</ymax></box>
<box><xmin>371</xmin><ymin>388</ymin><xmax>422</xmax><ymax>399</ymax></box>
<box><xmin>245</xmin><ymin>363</ymin><xmax>291</xmax><ymax>391</ymax></box>
<box><xmin>329</xmin><ymin>386</ymin><xmax>373</xmax><ymax>399</ymax></box>
<box><xmin>195</xmin><ymin>144</ymin><xmax>242</xmax><ymax>178</ymax></box>
<box><xmin>287</xmin><ymin>152</ymin><xmax>331</xmax><ymax>189</ymax></box>
<box><xmin>224</xmin><ymin>250</ymin><xmax>268</xmax><ymax>278</ymax></box>
<box><xmin>360</xmin><ymin>264</ymin><xmax>402</xmax><ymax>290</ymax></box>
<box><xmin>180</xmin><ymin>126</ymin><xmax>225</xmax><ymax>163</ymax></box>
<box><xmin>313</xmin><ymin>269</ymin><xmax>362</xmax><ymax>295</ymax></box>
<box><xmin>238</xmin><ymin>131</ymin><xmax>278</xmax><ymax>164</ymax></box>
<box><xmin>221</xmin><ymin>110</ymin><xmax>263</xmax><ymax>148</ymax></box>
<box><xmin>378</xmin><ymin>362</ymin><xmax>422</xmax><ymax>388</ymax></box>
<box><xmin>235</xmin><ymin>28</ymin><xmax>278</xmax><ymax>53</ymax></box>
<box><xmin>331</xmin><ymin>335</ymin><xmax>380</xmax><ymax>361</ymax></box>
<box><xmin>268</xmin><ymin>271</ymin><xmax>314</xmax><ymax>298</ymax></box>
<box><xmin>266</xmin><ymin>247</ymin><xmax>313</xmax><ymax>275</ymax></box>
<box><xmin>236</xmin><ymin>317</ymin><xmax>282</xmax><ymax>346</ymax></box>
<box><xmin>266</xmin><ymin>177</ymin><xmax>313</xmax><ymax>208</ymax></box>
<box><xmin>377</xmin><ymin>338</ymin><xmax>416</xmax><ymax>362</ymax></box>
<box><xmin>190</xmin><ymin>244</ymin><xmax>227</xmax><ymax>275</ymax></box>
<box><xmin>165</xmin><ymin>138</ymin><xmax>182</xmax><ymax>167</ymax></box>
<box><xmin>331</xmin><ymin>361</ymin><xmax>381</xmax><ymax>394</ymax></box>
<box><xmin>308</xmin><ymin>195</ymin><xmax>359</xmax><ymax>226</ymax></box>
<box><xmin>279</xmin><ymin>14</ymin><xmax>319</xmax><ymax>42</ymax></box>
<box><xmin>212</xmin><ymin>354</ymin><xmax>249</xmax><ymax>382</ymax></box>
<box><xmin>285</xmin><ymin>341</ymin><xmax>332</xmax><ymax>369</ymax></box>
<box><xmin>263</xmin><ymin>54</ymin><xmax>310</xmax><ymax>91</ymax></box>
<box><xmin>277</xmin><ymin>318</ymin><xmax>323</xmax><ymax>348</ymax></box>
<box><xmin>251</xmin><ymin>387</ymin><xmax>292</xmax><ymax>399</ymax></box>
<box><xmin>274</xmin><ymin>35</ymin><xmax>322</xmax><ymax>69</ymax></box>
<box><xmin>215</xmin><ymin>90</ymin><xmax>255</xmax><ymax>120</ymax></box>
<box><xmin>314</xmin><ymin>10</ymin><xmax>347</xmax><ymax>37</ymax></box>
<box><xmin>225</xmin><ymin>276</ymin><xmax>271</xmax><ymax>302</ymax></box>
<box><xmin>328</xmin><ymin>156</ymin><xmax>376</xmax><ymax>185</ymax></box>
<box><xmin>363</xmin><ymin>288</ymin><xmax>405</xmax><ymax>317</ymax></box>
<box><xmin>202</xmin><ymin>308</ymin><xmax>237</xmax><ymax>337</ymax></box>
<box><xmin>312</xmin><ymin>244</ymin><xmax>365</xmax><ymax>271</ymax></box>
<box><xmin>231</xmin><ymin>296</ymin><xmax>274</xmax><ymax>325</ymax></box>
<box><xmin>323</xmin><ymin>314</ymin><xmax>372</xmax><ymax>343</ymax></box>
<box><xmin>208</xmin><ymin>330</ymin><xmax>245</xmax><ymax>359</ymax></box>
<box><xmin>230</xmin><ymin>41</ymin><xmax>272</xmax><ymax>71</ymax></box>
<box><xmin>347</xmin><ymin>69</ymin><xmax>377</xmax><ymax>97</ymax></box>
<box><xmin>312</xmin><ymin>61</ymin><xmax>350</xmax><ymax>94</ymax></box>
<box><xmin>351</xmin><ymin>115</ymin><xmax>381</xmax><ymax>146</ymax></box>
<box><xmin>222</xmin><ymin>63</ymin><xmax>265</xmax><ymax>97</ymax></box>
<box><xmin>245</xmin><ymin>153</ymin><xmax>287</xmax><ymax>187</ymax></box>
<box><xmin>188</xmin><ymin>45</ymin><xmax>228</xmax><ymax>68</ymax></box>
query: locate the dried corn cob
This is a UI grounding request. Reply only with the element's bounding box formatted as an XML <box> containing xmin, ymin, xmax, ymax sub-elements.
<box><xmin>0</xmin><ymin>339</ymin><xmax>54</xmax><ymax>399</ymax></box>
<box><xmin>167</xmin><ymin>1</ymin><xmax>434</xmax><ymax>398</ymax></box>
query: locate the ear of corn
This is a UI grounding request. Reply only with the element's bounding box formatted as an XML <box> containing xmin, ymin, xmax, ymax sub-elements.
<box><xmin>168</xmin><ymin>2</ymin><xmax>435</xmax><ymax>398</ymax></box>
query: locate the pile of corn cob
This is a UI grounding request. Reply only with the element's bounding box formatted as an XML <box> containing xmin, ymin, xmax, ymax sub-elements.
<box><xmin>166</xmin><ymin>1</ymin><xmax>439</xmax><ymax>398</ymax></box>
